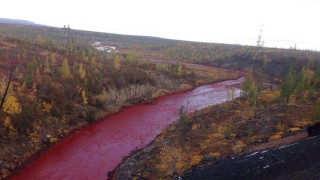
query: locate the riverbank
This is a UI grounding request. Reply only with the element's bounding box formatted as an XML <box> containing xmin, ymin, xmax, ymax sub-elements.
<box><xmin>110</xmin><ymin>88</ymin><xmax>319</xmax><ymax>179</ymax></box>
<box><xmin>3</xmin><ymin>62</ymin><xmax>241</xmax><ymax>180</ymax></box>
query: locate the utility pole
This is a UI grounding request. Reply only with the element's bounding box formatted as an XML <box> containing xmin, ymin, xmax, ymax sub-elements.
<box><xmin>256</xmin><ymin>24</ymin><xmax>264</xmax><ymax>48</ymax></box>
<box><xmin>62</xmin><ymin>25</ymin><xmax>73</xmax><ymax>52</ymax></box>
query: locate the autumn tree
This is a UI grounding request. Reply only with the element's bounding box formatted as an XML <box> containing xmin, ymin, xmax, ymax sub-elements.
<box><xmin>2</xmin><ymin>96</ymin><xmax>21</xmax><ymax>115</ymax></box>
<box><xmin>78</xmin><ymin>63</ymin><xmax>86</xmax><ymax>79</ymax></box>
<box><xmin>60</xmin><ymin>58</ymin><xmax>72</xmax><ymax>78</ymax></box>
<box><xmin>81</xmin><ymin>90</ymin><xmax>88</xmax><ymax>104</ymax></box>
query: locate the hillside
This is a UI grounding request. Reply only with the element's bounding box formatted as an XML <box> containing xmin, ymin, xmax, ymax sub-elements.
<box><xmin>0</xmin><ymin>18</ymin><xmax>39</xmax><ymax>26</ymax></box>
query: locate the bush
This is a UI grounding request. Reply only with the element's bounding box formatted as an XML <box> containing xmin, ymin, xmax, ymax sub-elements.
<box><xmin>157</xmin><ymin>145</ymin><xmax>185</xmax><ymax>176</ymax></box>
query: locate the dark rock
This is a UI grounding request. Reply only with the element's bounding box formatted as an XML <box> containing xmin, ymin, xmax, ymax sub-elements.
<box><xmin>307</xmin><ymin>122</ymin><xmax>320</xmax><ymax>137</ymax></box>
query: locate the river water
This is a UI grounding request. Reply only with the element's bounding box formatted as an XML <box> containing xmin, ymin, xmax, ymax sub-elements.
<box><xmin>12</xmin><ymin>77</ymin><xmax>244</xmax><ymax>180</ymax></box>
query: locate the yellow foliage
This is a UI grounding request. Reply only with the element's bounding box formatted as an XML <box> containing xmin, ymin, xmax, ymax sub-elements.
<box><xmin>269</xmin><ymin>134</ymin><xmax>282</xmax><ymax>141</ymax></box>
<box><xmin>3</xmin><ymin>116</ymin><xmax>11</xmax><ymax>128</ymax></box>
<box><xmin>192</xmin><ymin>123</ymin><xmax>200</xmax><ymax>130</ymax></box>
<box><xmin>61</xmin><ymin>116</ymin><xmax>67</xmax><ymax>124</ymax></box>
<box><xmin>96</xmin><ymin>89</ymin><xmax>107</xmax><ymax>102</ymax></box>
<box><xmin>157</xmin><ymin>145</ymin><xmax>185</xmax><ymax>176</ymax></box>
<box><xmin>3</xmin><ymin>96</ymin><xmax>21</xmax><ymax>114</ymax></box>
<box><xmin>78</xmin><ymin>63</ymin><xmax>86</xmax><ymax>79</ymax></box>
<box><xmin>232</xmin><ymin>141</ymin><xmax>246</xmax><ymax>153</ymax></box>
<box><xmin>60</xmin><ymin>58</ymin><xmax>72</xmax><ymax>78</ymax></box>
<box><xmin>305</xmin><ymin>69</ymin><xmax>314</xmax><ymax>84</ymax></box>
<box><xmin>3</xmin><ymin>116</ymin><xmax>17</xmax><ymax>138</ymax></box>
<box><xmin>260</xmin><ymin>90</ymin><xmax>280</xmax><ymax>107</ymax></box>
<box><xmin>29</xmin><ymin>131</ymin><xmax>41</xmax><ymax>143</ymax></box>
<box><xmin>42</xmin><ymin>101</ymin><xmax>52</xmax><ymax>113</ymax></box>
<box><xmin>200</xmin><ymin>143</ymin><xmax>207</xmax><ymax>150</ymax></box>
<box><xmin>221</xmin><ymin>141</ymin><xmax>228</xmax><ymax>146</ymax></box>
<box><xmin>288</xmin><ymin>127</ymin><xmax>301</xmax><ymax>132</ymax></box>
<box><xmin>291</xmin><ymin>119</ymin><xmax>313</xmax><ymax>127</ymax></box>
<box><xmin>289</xmin><ymin>95</ymin><xmax>296</xmax><ymax>104</ymax></box>
<box><xmin>81</xmin><ymin>90</ymin><xmax>88</xmax><ymax>104</ymax></box>
<box><xmin>276</xmin><ymin>131</ymin><xmax>284</xmax><ymax>136</ymax></box>
<box><xmin>49</xmin><ymin>137</ymin><xmax>58</xmax><ymax>143</ymax></box>
<box><xmin>189</xmin><ymin>154</ymin><xmax>203</xmax><ymax>166</ymax></box>
<box><xmin>208</xmin><ymin>133</ymin><xmax>224</xmax><ymax>139</ymax></box>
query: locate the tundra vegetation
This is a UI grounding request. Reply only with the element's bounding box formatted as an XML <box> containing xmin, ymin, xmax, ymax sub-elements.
<box><xmin>0</xmin><ymin>24</ymin><xmax>240</xmax><ymax>179</ymax></box>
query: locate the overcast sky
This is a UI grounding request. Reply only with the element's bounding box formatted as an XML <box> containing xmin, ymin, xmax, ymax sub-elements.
<box><xmin>1</xmin><ymin>0</ymin><xmax>319</xmax><ymax>50</ymax></box>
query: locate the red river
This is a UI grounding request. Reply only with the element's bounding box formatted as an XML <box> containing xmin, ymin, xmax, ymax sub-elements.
<box><xmin>12</xmin><ymin>77</ymin><xmax>244</xmax><ymax>180</ymax></box>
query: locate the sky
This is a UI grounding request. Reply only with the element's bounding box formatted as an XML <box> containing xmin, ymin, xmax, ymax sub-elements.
<box><xmin>1</xmin><ymin>0</ymin><xmax>320</xmax><ymax>50</ymax></box>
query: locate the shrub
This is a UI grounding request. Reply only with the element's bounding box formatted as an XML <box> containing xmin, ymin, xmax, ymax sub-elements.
<box><xmin>157</xmin><ymin>145</ymin><xmax>185</xmax><ymax>176</ymax></box>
